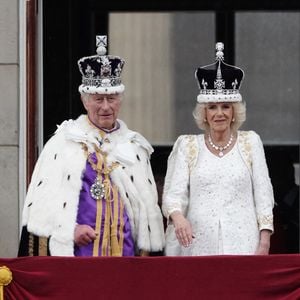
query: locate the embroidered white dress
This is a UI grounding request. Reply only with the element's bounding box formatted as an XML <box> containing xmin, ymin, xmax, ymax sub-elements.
<box><xmin>162</xmin><ymin>131</ymin><xmax>274</xmax><ymax>256</ymax></box>
<box><xmin>184</xmin><ymin>137</ymin><xmax>258</xmax><ymax>255</ymax></box>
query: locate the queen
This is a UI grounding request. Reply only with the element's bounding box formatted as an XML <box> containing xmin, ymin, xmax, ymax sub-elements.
<box><xmin>162</xmin><ymin>42</ymin><xmax>274</xmax><ymax>256</ymax></box>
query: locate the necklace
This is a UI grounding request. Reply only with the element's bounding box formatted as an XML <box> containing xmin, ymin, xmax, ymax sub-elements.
<box><xmin>208</xmin><ymin>133</ymin><xmax>234</xmax><ymax>157</ymax></box>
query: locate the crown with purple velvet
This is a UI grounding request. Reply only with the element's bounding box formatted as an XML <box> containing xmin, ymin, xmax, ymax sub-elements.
<box><xmin>78</xmin><ymin>35</ymin><xmax>125</xmax><ymax>94</ymax></box>
<box><xmin>195</xmin><ymin>42</ymin><xmax>244</xmax><ymax>103</ymax></box>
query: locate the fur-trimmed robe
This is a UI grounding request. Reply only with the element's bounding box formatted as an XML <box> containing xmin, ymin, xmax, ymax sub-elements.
<box><xmin>19</xmin><ymin>115</ymin><xmax>165</xmax><ymax>256</ymax></box>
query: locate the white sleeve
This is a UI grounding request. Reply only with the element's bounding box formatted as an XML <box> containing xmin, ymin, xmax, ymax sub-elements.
<box><xmin>250</xmin><ymin>131</ymin><xmax>274</xmax><ymax>232</ymax></box>
<box><xmin>162</xmin><ymin>136</ymin><xmax>190</xmax><ymax>219</ymax></box>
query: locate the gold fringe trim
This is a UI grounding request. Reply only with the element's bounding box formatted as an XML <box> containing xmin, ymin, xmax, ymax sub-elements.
<box><xmin>38</xmin><ymin>237</ymin><xmax>48</xmax><ymax>256</ymax></box>
<box><xmin>28</xmin><ymin>233</ymin><xmax>34</xmax><ymax>256</ymax></box>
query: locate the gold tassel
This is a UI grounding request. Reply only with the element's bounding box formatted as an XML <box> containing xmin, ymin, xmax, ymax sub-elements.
<box><xmin>118</xmin><ymin>199</ymin><xmax>125</xmax><ymax>255</ymax></box>
<box><xmin>92</xmin><ymin>199</ymin><xmax>103</xmax><ymax>256</ymax></box>
<box><xmin>110</xmin><ymin>186</ymin><xmax>122</xmax><ymax>256</ymax></box>
<box><xmin>101</xmin><ymin>198</ymin><xmax>110</xmax><ymax>255</ymax></box>
<box><xmin>0</xmin><ymin>266</ymin><xmax>12</xmax><ymax>300</ymax></box>
<box><xmin>85</xmin><ymin>140</ymin><xmax>122</xmax><ymax>256</ymax></box>
<box><xmin>100</xmin><ymin>173</ymin><xmax>111</xmax><ymax>255</ymax></box>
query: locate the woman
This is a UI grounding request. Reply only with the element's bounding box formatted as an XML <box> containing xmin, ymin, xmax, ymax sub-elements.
<box><xmin>162</xmin><ymin>42</ymin><xmax>274</xmax><ymax>256</ymax></box>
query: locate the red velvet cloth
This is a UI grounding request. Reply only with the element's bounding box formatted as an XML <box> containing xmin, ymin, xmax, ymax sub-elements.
<box><xmin>0</xmin><ymin>255</ymin><xmax>299</xmax><ymax>300</ymax></box>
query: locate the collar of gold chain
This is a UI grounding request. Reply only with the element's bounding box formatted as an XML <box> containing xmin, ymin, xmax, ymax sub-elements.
<box><xmin>83</xmin><ymin>116</ymin><xmax>120</xmax><ymax>174</ymax></box>
<box><xmin>82</xmin><ymin>143</ymin><xmax>120</xmax><ymax>176</ymax></box>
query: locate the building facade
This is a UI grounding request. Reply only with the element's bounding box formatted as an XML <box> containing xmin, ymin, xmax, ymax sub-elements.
<box><xmin>0</xmin><ymin>0</ymin><xmax>299</xmax><ymax>257</ymax></box>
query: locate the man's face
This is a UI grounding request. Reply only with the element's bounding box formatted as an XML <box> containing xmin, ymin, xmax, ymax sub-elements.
<box><xmin>82</xmin><ymin>93</ymin><xmax>121</xmax><ymax>129</ymax></box>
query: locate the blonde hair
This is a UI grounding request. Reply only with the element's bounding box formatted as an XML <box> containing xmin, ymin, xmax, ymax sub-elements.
<box><xmin>193</xmin><ymin>102</ymin><xmax>246</xmax><ymax>132</ymax></box>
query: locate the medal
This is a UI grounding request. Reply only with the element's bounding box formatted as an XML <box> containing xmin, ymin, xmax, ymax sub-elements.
<box><xmin>90</xmin><ymin>178</ymin><xmax>105</xmax><ymax>200</ymax></box>
<box><xmin>84</xmin><ymin>141</ymin><xmax>120</xmax><ymax>201</ymax></box>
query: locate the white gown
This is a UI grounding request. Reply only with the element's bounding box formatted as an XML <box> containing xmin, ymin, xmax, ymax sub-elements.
<box><xmin>183</xmin><ymin>137</ymin><xmax>258</xmax><ymax>255</ymax></box>
<box><xmin>162</xmin><ymin>131</ymin><xmax>274</xmax><ymax>256</ymax></box>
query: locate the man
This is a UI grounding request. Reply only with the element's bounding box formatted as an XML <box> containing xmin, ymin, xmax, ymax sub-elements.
<box><xmin>18</xmin><ymin>36</ymin><xmax>165</xmax><ymax>256</ymax></box>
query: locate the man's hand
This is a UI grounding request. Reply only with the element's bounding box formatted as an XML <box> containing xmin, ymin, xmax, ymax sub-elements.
<box><xmin>139</xmin><ymin>250</ymin><xmax>149</xmax><ymax>256</ymax></box>
<box><xmin>74</xmin><ymin>224</ymin><xmax>97</xmax><ymax>247</ymax></box>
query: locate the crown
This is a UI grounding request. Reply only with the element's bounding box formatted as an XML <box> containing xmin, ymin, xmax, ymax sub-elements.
<box><xmin>195</xmin><ymin>42</ymin><xmax>244</xmax><ymax>103</ymax></box>
<box><xmin>78</xmin><ymin>35</ymin><xmax>125</xmax><ymax>94</ymax></box>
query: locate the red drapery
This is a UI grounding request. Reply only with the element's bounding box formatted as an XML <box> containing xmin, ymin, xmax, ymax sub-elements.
<box><xmin>0</xmin><ymin>255</ymin><xmax>299</xmax><ymax>300</ymax></box>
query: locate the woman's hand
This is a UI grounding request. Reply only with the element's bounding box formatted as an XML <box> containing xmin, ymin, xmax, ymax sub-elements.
<box><xmin>255</xmin><ymin>242</ymin><xmax>270</xmax><ymax>255</ymax></box>
<box><xmin>170</xmin><ymin>211</ymin><xmax>193</xmax><ymax>247</ymax></box>
<box><xmin>74</xmin><ymin>224</ymin><xmax>97</xmax><ymax>247</ymax></box>
<box><xmin>255</xmin><ymin>229</ymin><xmax>271</xmax><ymax>255</ymax></box>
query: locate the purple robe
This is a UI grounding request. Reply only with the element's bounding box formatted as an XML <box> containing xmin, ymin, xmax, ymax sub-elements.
<box><xmin>74</xmin><ymin>153</ymin><xmax>135</xmax><ymax>256</ymax></box>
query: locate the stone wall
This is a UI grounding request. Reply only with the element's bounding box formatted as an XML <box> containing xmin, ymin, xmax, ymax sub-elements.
<box><xmin>0</xmin><ymin>0</ymin><xmax>19</xmax><ymax>257</ymax></box>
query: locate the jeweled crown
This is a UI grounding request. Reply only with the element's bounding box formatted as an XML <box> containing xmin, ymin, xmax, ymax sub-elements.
<box><xmin>195</xmin><ymin>42</ymin><xmax>244</xmax><ymax>103</ymax></box>
<box><xmin>78</xmin><ymin>35</ymin><xmax>125</xmax><ymax>94</ymax></box>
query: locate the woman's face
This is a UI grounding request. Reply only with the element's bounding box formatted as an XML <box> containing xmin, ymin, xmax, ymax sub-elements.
<box><xmin>205</xmin><ymin>102</ymin><xmax>234</xmax><ymax>132</ymax></box>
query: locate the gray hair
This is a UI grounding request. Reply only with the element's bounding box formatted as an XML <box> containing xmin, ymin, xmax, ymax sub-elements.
<box><xmin>80</xmin><ymin>92</ymin><xmax>90</xmax><ymax>103</ymax></box>
<box><xmin>193</xmin><ymin>102</ymin><xmax>246</xmax><ymax>132</ymax></box>
<box><xmin>80</xmin><ymin>91</ymin><xmax>123</xmax><ymax>103</ymax></box>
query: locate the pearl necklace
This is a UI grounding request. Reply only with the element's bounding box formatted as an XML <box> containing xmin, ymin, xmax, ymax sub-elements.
<box><xmin>208</xmin><ymin>133</ymin><xmax>234</xmax><ymax>157</ymax></box>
